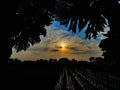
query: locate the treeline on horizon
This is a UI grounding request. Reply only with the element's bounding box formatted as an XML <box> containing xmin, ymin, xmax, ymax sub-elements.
<box><xmin>8</xmin><ymin>57</ymin><xmax>105</xmax><ymax>64</ymax></box>
<box><xmin>8</xmin><ymin>57</ymin><xmax>120</xmax><ymax>64</ymax></box>
<box><xmin>8</xmin><ymin>57</ymin><xmax>120</xmax><ymax>73</ymax></box>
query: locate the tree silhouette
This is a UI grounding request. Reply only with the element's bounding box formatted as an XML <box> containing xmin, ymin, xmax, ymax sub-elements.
<box><xmin>54</xmin><ymin>0</ymin><xmax>120</xmax><ymax>62</ymax></box>
<box><xmin>54</xmin><ymin>0</ymin><xmax>107</xmax><ymax>38</ymax></box>
<box><xmin>7</xmin><ymin>0</ymin><xmax>120</xmax><ymax>61</ymax></box>
<box><xmin>7</xmin><ymin>0</ymin><xmax>56</xmax><ymax>60</ymax></box>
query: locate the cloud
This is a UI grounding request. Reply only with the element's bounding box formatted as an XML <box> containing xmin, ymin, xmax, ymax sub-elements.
<box><xmin>67</xmin><ymin>46</ymin><xmax>80</xmax><ymax>51</ymax></box>
<box><xmin>11</xmin><ymin>21</ymin><xmax>103</xmax><ymax>61</ymax></box>
<box><xmin>50</xmin><ymin>49</ymin><xmax>59</xmax><ymax>52</ymax></box>
<box><xmin>71</xmin><ymin>50</ymin><xmax>100</xmax><ymax>55</ymax></box>
<box><xmin>55</xmin><ymin>45</ymin><xmax>62</xmax><ymax>49</ymax></box>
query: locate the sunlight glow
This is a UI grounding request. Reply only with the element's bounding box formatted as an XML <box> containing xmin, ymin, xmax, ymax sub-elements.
<box><xmin>61</xmin><ymin>44</ymin><xmax>65</xmax><ymax>48</ymax></box>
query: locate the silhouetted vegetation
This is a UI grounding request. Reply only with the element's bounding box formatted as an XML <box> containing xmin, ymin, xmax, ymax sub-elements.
<box><xmin>6</xmin><ymin>0</ymin><xmax>120</xmax><ymax>62</ymax></box>
<box><xmin>8</xmin><ymin>1</ymin><xmax>120</xmax><ymax>89</ymax></box>
<box><xmin>54</xmin><ymin>0</ymin><xmax>120</xmax><ymax>62</ymax></box>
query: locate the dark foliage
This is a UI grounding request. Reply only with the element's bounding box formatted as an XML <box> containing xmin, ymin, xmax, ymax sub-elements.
<box><xmin>54</xmin><ymin>0</ymin><xmax>120</xmax><ymax>62</ymax></box>
<box><xmin>6</xmin><ymin>0</ymin><xmax>120</xmax><ymax>62</ymax></box>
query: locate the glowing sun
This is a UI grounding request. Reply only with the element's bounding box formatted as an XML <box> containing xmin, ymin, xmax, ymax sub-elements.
<box><xmin>61</xmin><ymin>44</ymin><xmax>65</xmax><ymax>48</ymax></box>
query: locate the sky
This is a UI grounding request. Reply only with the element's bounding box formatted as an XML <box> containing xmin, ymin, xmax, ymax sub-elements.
<box><xmin>11</xmin><ymin>21</ymin><xmax>109</xmax><ymax>61</ymax></box>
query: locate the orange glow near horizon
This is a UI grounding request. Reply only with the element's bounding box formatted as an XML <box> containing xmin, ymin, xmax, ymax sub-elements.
<box><xmin>60</xmin><ymin>43</ymin><xmax>67</xmax><ymax>52</ymax></box>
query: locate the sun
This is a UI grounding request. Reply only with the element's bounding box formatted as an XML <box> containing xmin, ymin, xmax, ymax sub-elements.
<box><xmin>61</xmin><ymin>44</ymin><xmax>65</xmax><ymax>48</ymax></box>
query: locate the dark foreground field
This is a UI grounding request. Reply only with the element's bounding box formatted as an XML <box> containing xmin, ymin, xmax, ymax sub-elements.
<box><xmin>8</xmin><ymin>58</ymin><xmax>120</xmax><ymax>90</ymax></box>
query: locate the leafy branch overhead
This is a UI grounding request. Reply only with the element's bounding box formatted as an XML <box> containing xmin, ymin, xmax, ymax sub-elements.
<box><xmin>55</xmin><ymin>0</ymin><xmax>108</xmax><ymax>39</ymax></box>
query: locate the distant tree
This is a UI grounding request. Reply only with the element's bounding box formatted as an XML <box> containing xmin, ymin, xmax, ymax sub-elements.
<box><xmin>89</xmin><ymin>57</ymin><xmax>95</xmax><ymax>62</ymax></box>
<box><xmin>49</xmin><ymin>58</ymin><xmax>57</xmax><ymax>63</ymax></box>
<box><xmin>71</xmin><ymin>58</ymin><xmax>77</xmax><ymax>63</ymax></box>
<box><xmin>59</xmin><ymin>58</ymin><xmax>70</xmax><ymax>64</ymax></box>
<box><xmin>89</xmin><ymin>57</ymin><xmax>103</xmax><ymax>63</ymax></box>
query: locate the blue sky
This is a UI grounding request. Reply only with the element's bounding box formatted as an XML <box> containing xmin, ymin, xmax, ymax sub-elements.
<box><xmin>11</xmin><ymin>20</ymin><xmax>109</xmax><ymax>61</ymax></box>
<box><xmin>52</xmin><ymin>20</ymin><xmax>86</xmax><ymax>39</ymax></box>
